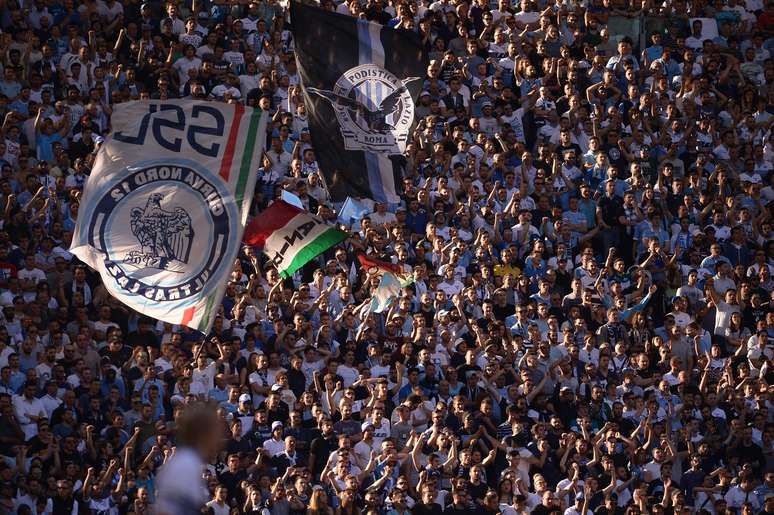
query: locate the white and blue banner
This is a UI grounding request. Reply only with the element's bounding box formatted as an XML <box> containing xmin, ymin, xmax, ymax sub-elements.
<box><xmin>70</xmin><ymin>100</ymin><xmax>267</xmax><ymax>332</ymax></box>
<box><xmin>291</xmin><ymin>2</ymin><xmax>426</xmax><ymax>204</ymax></box>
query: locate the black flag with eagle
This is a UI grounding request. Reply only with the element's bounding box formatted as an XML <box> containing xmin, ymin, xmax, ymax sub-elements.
<box><xmin>290</xmin><ymin>1</ymin><xmax>427</xmax><ymax>204</ymax></box>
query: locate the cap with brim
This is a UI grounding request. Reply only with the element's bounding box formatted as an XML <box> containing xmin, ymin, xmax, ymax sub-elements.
<box><xmin>271</xmin><ymin>421</ymin><xmax>283</xmax><ymax>430</ymax></box>
<box><xmin>239</xmin><ymin>393</ymin><xmax>251</xmax><ymax>403</ymax></box>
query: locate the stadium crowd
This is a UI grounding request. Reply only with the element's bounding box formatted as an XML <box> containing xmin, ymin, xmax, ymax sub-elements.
<box><xmin>0</xmin><ymin>0</ymin><xmax>773</xmax><ymax>513</ymax></box>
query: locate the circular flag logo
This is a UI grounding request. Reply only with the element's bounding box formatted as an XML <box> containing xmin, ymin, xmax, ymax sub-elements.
<box><xmin>87</xmin><ymin>162</ymin><xmax>238</xmax><ymax>302</ymax></box>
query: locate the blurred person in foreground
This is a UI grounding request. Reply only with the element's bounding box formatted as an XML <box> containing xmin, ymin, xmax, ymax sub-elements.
<box><xmin>154</xmin><ymin>403</ymin><xmax>223</xmax><ymax>514</ymax></box>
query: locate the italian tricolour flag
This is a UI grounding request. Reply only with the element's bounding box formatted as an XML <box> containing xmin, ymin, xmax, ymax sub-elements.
<box><xmin>244</xmin><ymin>200</ymin><xmax>348</xmax><ymax>278</ymax></box>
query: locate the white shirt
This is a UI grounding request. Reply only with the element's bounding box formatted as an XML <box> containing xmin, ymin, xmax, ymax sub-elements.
<box><xmin>192</xmin><ymin>362</ymin><xmax>216</xmax><ymax>392</ymax></box>
<box><xmin>40</xmin><ymin>393</ymin><xmax>61</xmax><ymax>418</ymax></box>
<box><xmin>210</xmin><ymin>84</ymin><xmax>241</xmax><ymax>100</ymax></box>
<box><xmin>160</xmin><ymin>17</ymin><xmax>185</xmax><ymax>35</ymax></box>
<box><xmin>563</xmin><ymin>508</ymin><xmax>592</xmax><ymax>515</ymax></box>
<box><xmin>206</xmin><ymin>501</ymin><xmax>230</xmax><ymax>515</ymax></box>
<box><xmin>18</xmin><ymin>267</ymin><xmax>46</xmax><ymax>302</ymax></box>
<box><xmin>266</xmin><ymin>148</ymin><xmax>292</xmax><ymax>176</ymax></box>
<box><xmin>437</xmin><ymin>279</ymin><xmax>464</xmax><ymax>296</ymax></box>
<box><xmin>13</xmin><ymin>394</ymin><xmax>46</xmax><ymax>440</ymax></box>
<box><xmin>370</xmin><ymin>211</ymin><xmax>397</xmax><ymax>227</ymax></box>
<box><xmin>262</xmin><ymin>436</ymin><xmax>286</xmax><ymax>457</ymax></box>
<box><xmin>103</xmin><ymin>1</ymin><xmax>124</xmax><ymax>21</ymax></box>
<box><xmin>578</xmin><ymin>347</ymin><xmax>600</xmax><ymax>367</ymax></box>
<box><xmin>15</xmin><ymin>494</ymin><xmax>52</xmax><ymax>515</ymax></box>
<box><xmin>0</xmin><ymin>347</ymin><xmax>15</xmax><ymax>369</ymax></box>
<box><xmin>172</xmin><ymin>57</ymin><xmax>202</xmax><ymax>93</ymax></box>
<box><xmin>239</xmin><ymin>74</ymin><xmax>260</xmax><ymax>98</ymax></box>
<box><xmin>724</xmin><ymin>485</ymin><xmax>760</xmax><ymax>511</ymax></box>
<box><xmin>93</xmin><ymin>320</ymin><xmax>119</xmax><ymax>341</ymax></box>
<box><xmin>713</xmin><ymin>301</ymin><xmax>740</xmax><ymax>336</ymax></box>
<box><xmin>336</xmin><ymin>364</ymin><xmax>359</xmax><ymax>388</ymax></box>
<box><xmin>354</xmin><ymin>439</ymin><xmax>376</xmax><ymax>468</ymax></box>
<box><xmin>512</xmin><ymin>447</ymin><xmax>534</xmax><ymax>486</ymax></box>
<box><xmin>248</xmin><ymin>370</ymin><xmax>269</xmax><ymax>407</ymax></box>
<box><xmin>371</xmin><ymin>419</ymin><xmax>391</xmax><ymax>448</ymax></box>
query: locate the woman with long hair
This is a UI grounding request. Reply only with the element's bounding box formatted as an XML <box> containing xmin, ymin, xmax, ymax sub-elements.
<box><xmin>724</xmin><ymin>311</ymin><xmax>751</xmax><ymax>351</ymax></box>
<box><xmin>514</xmin><ymin>275</ymin><xmax>531</xmax><ymax>305</ymax></box>
<box><xmin>497</xmin><ymin>477</ymin><xmax>515</xmax><ymax>506</ymax></box>
<box><xmin>629</xmin><ymin>312</ymin><xmax>653</xmax><ymax>350</ymax></box>
<box><xmin>307</xmin><ymin>488</ymin><xmax>334</xmax><ymax>515</ymax></box>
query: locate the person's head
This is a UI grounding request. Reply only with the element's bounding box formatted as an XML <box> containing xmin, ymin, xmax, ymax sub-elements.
<box><xmin>542</xmin><ymin>490</ymin><xmax>557</xmax><ymax>507</ymax></box>
<box><xmin>56</xmin><ymin>479</ymin><xmax>72</xmax><ymax>498</ymax></box>
<box><xmin>175</xmin><ymin>404</ymin><xmax>222</xmax><ymax>458</ymax></box>
<box><xmin>214</xmin><ymin>484</ymin><xmax>228</xmax><ymax>502</ymax></box>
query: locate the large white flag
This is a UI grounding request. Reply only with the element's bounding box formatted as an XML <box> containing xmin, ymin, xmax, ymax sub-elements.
<box><xmin>71</xmin><ymin>100</ymin><xmax>266</xmax><ymax>332</ymax></box>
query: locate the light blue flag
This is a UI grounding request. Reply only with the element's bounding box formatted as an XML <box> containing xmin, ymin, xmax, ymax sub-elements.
<box><xmin>337</xmin><ymin>197</ymin><xmax>372</xmax><ymax>227</ymax></box>
<box><xmin>281</xmin><ymin>190</ymin><xmax>304</xmax><ymax>209</ymax></box>
<box><xmin>370</xmin><ymin>272</ymin><xmax>402</xmax><ymax>313</ymax></box>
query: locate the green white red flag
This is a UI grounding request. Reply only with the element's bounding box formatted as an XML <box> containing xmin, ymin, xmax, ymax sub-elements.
<box><xmin>244</xmin><ymin>200</ymin><xmax>347</xmax><ymax>278</ymax></box>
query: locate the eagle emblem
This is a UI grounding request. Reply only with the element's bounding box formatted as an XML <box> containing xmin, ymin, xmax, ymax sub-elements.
<box><xmin>308</xmin><ymin>64</ymin><xmax>420</xmax><ymax>154</ymax></box>
<box><xmin>124</xmin><ymin>193</ymin><xmax>194</xmax><ymax>272</ymax></box>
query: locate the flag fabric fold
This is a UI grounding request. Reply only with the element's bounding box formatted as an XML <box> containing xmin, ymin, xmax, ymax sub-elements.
<box><xmin>357</xmin><ymin>253</ymin><xmax>414</xmax><ymax>287</ymax></box>
<box><xmin>70</xmin><ymin>100</ymin><xmax>266</xmax><ymax>333</ymax></box>
<box><xmin>357</xmin><ymin>253</ymin><xmax>403</xmax><ymax>275</ymax></box>
<box><xmin>243</xmin><ymin>200</ymin><xmax>348</xmax><ymax>278</ymax></box>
